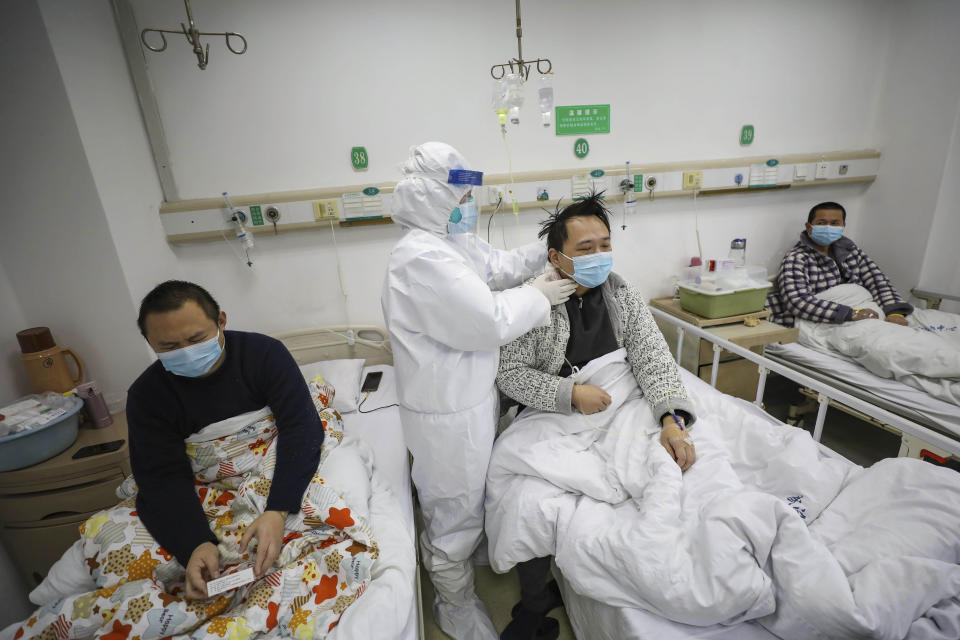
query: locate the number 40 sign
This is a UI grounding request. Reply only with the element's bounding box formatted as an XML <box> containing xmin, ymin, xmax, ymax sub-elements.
<box><xmin>351</xmin><ymin>147</ymin><xmax>369</xmax><ymax>170</ymax></box>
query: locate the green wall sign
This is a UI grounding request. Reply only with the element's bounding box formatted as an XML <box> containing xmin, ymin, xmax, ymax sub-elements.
<box><xmin>249</xmin><ymin>205</ymin><xmax>264</xmax><ymax>226</ymax></box>
<box><xmin>556</xmin><ymin>105</ymin><xmax>610</xmax><ymax>135</ymax></box>
<box><xmin>740</xmin><ymin>125</ymin><xmax>755</xmax><ymax>146</ymax></box>
<box><xmin>351</xmin><ymin>147</ymin><xmax>368</xmax><ymax>170</ymax></box>
<box><xmin>574</xmin><ymin>138</ymin><xmax>590</xmax><ymax>159</ymax></box>
<box><xmin>362</xmin><ymin>187</ymin><xmax>380</xmax><ymax>196</ymax></box>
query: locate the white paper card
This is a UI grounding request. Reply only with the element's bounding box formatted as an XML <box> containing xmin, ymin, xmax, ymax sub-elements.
<box><xmin>206</xmin><ymin>567</ymin><xmax>255</xmax><ymax>597</ymax></box>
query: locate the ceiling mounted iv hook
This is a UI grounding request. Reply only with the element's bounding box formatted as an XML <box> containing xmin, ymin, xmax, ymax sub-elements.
<box><xmin>490</xmin><ymin>0</ymin><xmax>552</xmax><ymax>81</ymax></box>
<box><xmin>140</xmin><ymin>0</ymin><xmax>247</xmax><ymax>70</ymax></box>
<box><xmin>180</xmin><ymin>0</ymin><xmax>209</xmax><ymax>69</ymax></box>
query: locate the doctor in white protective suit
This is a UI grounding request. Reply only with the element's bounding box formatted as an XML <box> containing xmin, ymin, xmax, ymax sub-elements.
<box><xmin>382</xmin><ymin>142</ymin><xmax>575</xmax><ymax>639</ymax></box>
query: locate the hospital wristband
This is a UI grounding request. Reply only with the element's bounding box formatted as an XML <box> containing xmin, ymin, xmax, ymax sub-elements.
<box><xmin>887</xmin><ymin>313</ymin><xmax>905</xmax><ymax>318</ymax></box>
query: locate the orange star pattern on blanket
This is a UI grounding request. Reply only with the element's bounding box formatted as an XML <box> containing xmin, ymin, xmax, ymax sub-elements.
<box><xmin>102</xmin><ymin>620</ymin><xmax>131</xmax><ymax>640</ymax></box>
<box><xmin>266</xmin><ymin>602</ymin><xmax>279</xmax><ymax>630</ymax></box>
<box><xmin>126</xmin><ymin>551</ymin><xmax>160</xmax><ymax>581</ymax></box>
<box><xmin>325</xmin><ymin>507</ymin><xmax>354</xmax><ymax>529</ymax></box>
<box><xmin>313</xmin><ymin>575</ymin><xmax>338</xmax><ymax>603</ymax></box>
<box><xmin>206</xmin><ymin>617</ymin><xmax>231</xmax><ymax>637</ymax></box>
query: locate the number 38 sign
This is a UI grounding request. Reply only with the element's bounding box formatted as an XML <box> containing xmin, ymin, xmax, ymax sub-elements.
<box><xmin>351</xmin><ymin>147</ymin><xmax>369</xmax><ymax>170</ymax></box>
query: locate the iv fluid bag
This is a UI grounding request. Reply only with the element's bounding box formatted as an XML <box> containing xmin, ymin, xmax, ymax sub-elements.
<box><xmin>502</xmin><ymin>73</ymin><xmax>524</xmax><ymax>125</ymax></box>
<box><xmin>538</xmin><ymin>75</ymin><xmax>554</xmax><ymax>127</ymax></box>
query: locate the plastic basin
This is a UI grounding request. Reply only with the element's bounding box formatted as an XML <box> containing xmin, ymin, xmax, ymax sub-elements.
<box><xmin>0</xmin><ymin>396</ymin><xmax>83</xmax><ymax>471</ymax></box>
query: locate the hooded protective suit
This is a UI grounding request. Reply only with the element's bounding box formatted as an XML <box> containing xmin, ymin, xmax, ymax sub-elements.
<box><xmin>382</xmin><ymin>142</ymin><xmax>550</xmax><ymax>639</ymax></box>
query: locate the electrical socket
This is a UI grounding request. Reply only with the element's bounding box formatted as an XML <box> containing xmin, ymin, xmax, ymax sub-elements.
<box><xmin>313</xmin><ymin>199</ymin><xmax>339</xmax><ymax>220</ymax></box>
<box><xmin>484</xmin><ymin>185</ymin><xmax>505</xmax><ymax>206</ymax></box>
<box><xmin>682</xmin><ymin>170</ymin><xmax>703</xmax><ymax>190</ymax></box>
<box><xmin>815</xmin><ymin>162</ymin><xmax>829</xmax><ymax>179</ymax></box>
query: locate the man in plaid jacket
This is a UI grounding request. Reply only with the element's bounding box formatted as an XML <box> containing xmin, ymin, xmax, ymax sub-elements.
<box><xmin>766</xmin><ymin>201</ymin><xmax>913</xmax><ymax>328</ymax></box>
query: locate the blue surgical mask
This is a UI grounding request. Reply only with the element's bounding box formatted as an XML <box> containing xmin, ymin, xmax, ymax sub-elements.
<box><xmin>810</xmin><ymin>225</ymin><xmax>844</xmax><ymax>246</ymax></box>
<box><xmin>559</xmin><ymin>251</ymin><xmax>613</xmax><ymax>288</ymax></box>
<box><xmin>157</xmin><ymin>328</ymin><xmax>223</xmax><ymax>377</ymax></box>
<box><xmin>448</xmin><ymin>197</ymin><xmax>478</xmax><ymax>234</ymax></box>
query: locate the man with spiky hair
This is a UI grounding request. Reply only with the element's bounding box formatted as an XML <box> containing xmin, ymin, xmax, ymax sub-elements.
<box><xmin>495</xmin><ymin>193</ymin><xmax>698</xmax><ymax>640</ymax></box>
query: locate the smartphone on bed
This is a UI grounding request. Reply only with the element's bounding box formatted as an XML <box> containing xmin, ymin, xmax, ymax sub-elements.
<box><xmin>361</xmin><ymin>371</ymin><xmax>383</xmax><ymax>393</ymax></box>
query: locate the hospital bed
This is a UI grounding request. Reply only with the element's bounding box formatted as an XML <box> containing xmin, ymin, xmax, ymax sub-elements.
<box><xmin>763</xmin><ymin>287</ymin><xmax>960</xmax><ymax>467</ymax></box>
<box><xmin>545</xmin><ymin>309</ymin><xmax>960</xmax><ymax>640</ymax></box>
<box><xmin>273</xmin><ymin>325</ymin><xmax>423</xmax><ymax>640</ymax></box>
<box><xmin>554</xmin><ymin>371</ymin><xmax>793</xmax><ymax>640</ymax></box>
<box><xmin>1</xmin><ymin>325</ymin><xmax>422</xmax><ymax>640</ymax></box>
<box><xmin>764</xmin><ymin>341</ymin><xmax>960</xmax><ymax>464</ymax></box>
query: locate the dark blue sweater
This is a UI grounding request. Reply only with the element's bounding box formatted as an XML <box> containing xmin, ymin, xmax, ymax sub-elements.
<box><xmin>127</xmin><ymin>330</ymin><xmax>324</xmax><ymax>565</ymax></box>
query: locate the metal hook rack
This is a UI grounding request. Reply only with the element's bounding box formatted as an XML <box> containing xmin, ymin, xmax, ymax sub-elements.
<box><xmin>489</xmin><ymin>0</ymin><xmax>552</xmax><ymax>80</ymax></box>
<box><xmin>140</xmin><ymin>0</ymin><xmax>247</xmax><ymax>70</ymax></box>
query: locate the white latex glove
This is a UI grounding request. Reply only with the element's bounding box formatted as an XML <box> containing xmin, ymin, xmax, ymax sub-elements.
<box><xmin>531</xmin><ymin>272</ymin><xmax>577</xmax><ymax>306</ymax></box>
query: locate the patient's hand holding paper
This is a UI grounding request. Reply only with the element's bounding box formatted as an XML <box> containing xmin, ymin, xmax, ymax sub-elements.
<box><xmin>205</xmin><ymin>566</ymin><xmax>255</xmax><ymax>597</ymax></box>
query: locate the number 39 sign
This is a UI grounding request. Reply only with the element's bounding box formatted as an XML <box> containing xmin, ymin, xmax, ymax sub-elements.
<box><xmin>351</xmin><ymin>147</ymin><xmax>369</xmax><ymax>170</ymax></box>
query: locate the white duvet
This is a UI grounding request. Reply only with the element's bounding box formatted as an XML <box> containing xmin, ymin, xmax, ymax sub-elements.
<box><xmin>485</xmin><ymin>349</ymin><xmax>960</xmax><ymax>639</ymax></box>
<box><xmin>797</xmin><ymin>284</ymin><xmax>960</xmax><ymax>404</ymax></box>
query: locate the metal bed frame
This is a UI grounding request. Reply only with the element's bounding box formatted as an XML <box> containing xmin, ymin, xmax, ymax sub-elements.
<box><xmin>650</xmin><ymin>308</ymin><xmax>960</xmax><ymax>459</ymax></box>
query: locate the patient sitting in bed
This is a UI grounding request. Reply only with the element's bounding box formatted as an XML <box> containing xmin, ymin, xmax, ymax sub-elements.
<box><xmin>767</xmin><ymin>201</ymin><xmax>914</xmax><ymax>328</ymax></box>
<box><xmin>494</xmin><ymin>195</ymin><xmax>698</xmax><ymax>640</ymax></box>
<box><xmin>128</xmin><ymin>280</ymin><xmax>324</xmax><ymax>599</ymax></box>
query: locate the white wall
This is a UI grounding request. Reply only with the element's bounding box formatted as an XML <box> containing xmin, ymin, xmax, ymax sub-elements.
<box><xmin>0</xmin><ymin>0</ymin><xmax>150</xmax><ymax>400</ymax></box>
<box><xmin>859</xmin><ymin>0</ymin><xmax>960</xmax><ymax>298</ymax></box>
<box><xmin>0</xmin><ymin>263</ymin><xmax>29</xmax><ymax>404</ymax></box>
<box><xmin>19</xmin><ymin>0</ymin><xmax>960</xmax><ymax>359</ymax></box>
<box><xmin>128</xmin><ymin>0</ymin><xmax>893</xmax><ymax>196</ymax></box>
<box><xmin>919</xmin><ymin>101</ymin><xmax>960</xmax><ymax>314</ymax></box>
<box><xmin>31</xmin><ymin>0</ymin><xmax>894</xmax><ymax>334</ymax></box>
<box><xmin>38</xmin><ymin>0</ymin><xmax>183</xmax><ymax>314</ymax></box>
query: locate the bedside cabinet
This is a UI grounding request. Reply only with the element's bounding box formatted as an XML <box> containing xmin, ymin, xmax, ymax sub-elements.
<box><xmin>0</xmin><ymin>413</ymin><xmax>130</xmax><ymax>588</ymax></box>
<box><xmin>650</xmin><ymin>298</ymin><xmax>799</xmax><ymax>401</ymax></box>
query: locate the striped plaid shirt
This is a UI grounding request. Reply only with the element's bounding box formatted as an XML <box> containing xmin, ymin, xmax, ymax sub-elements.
<box><xmin>766</xmin><ymin>232</ymin><xmax>912</xmax><ymax>327</ymax></box>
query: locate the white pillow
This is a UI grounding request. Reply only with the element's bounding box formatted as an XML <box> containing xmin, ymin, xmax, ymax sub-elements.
<box><xmin>298</xmin><ymin>358</ymin><xmax>365</xmax><ymax>413</ymax></box>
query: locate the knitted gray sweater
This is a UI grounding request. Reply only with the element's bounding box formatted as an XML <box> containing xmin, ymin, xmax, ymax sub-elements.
<box><xmin>497</xmin><ymin>272</ymin><xmax>697</xmax><ymax>425</ymax></box>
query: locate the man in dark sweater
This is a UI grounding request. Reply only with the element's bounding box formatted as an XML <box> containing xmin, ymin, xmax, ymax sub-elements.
<box><xmin>127</xmin><ymin>281</ymin><xmax>323</xmax><ymax>600</ymax></box>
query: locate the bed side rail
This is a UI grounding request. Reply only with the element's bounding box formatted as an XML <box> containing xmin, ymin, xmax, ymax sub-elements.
<box><xmin>650</xmin><ymin>307</ymin><xmax>960</xmax><ymax>458</ymax></box>
<box><xmin>911</xmin><ymin>288</ymin><xmax>960</xmax><ymax>310</ymax></box>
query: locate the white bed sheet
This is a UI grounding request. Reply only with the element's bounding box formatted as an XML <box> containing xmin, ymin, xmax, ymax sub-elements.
<box><xmin>340</xmin><ymin>364</ymin><xmax>418</xmax><ymax>640</ymax></box>
<box><xmin>551</xmin><ymin>369</ymin><xmax>844</xmax><ymax>640</ymax></box>
<box><xmin>765</xmin><ymin>342</ymin><xmax>960</xmax><ymax>437</ymax></box>
<box><xmin>557</xmin><ymin>569</ymin><xmax>778</xmax><ymax>640</ymax></box>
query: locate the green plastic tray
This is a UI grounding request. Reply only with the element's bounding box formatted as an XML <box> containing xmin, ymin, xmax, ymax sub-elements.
<box><xmin>677</xmin><ymin>283</ymin><xmax>771</xmax><ymax>319</ymax></box>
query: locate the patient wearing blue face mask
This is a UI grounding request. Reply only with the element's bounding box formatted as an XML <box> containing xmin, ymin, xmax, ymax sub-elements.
<box><xmin>766</xmin><ymin>201</ymin><xmax>914</xmax><ymax>328</ymax></box>
<box><xmin>127</xmin><ymin>280</ymin><xmax>325</xmax><ymax>600</ymax></box>
<box><xmin>493</xmin><ymin>193</ymin><xmax>698</xmax><ymax>639</ymax></box>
